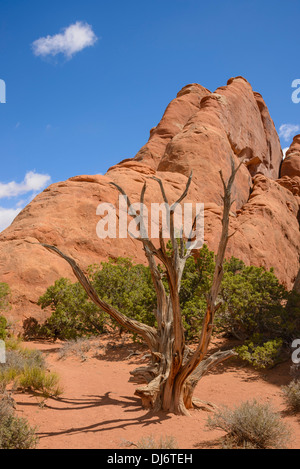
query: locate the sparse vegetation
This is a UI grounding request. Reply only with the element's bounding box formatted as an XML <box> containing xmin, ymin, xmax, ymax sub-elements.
<box><xmin>0</xmin><ymin>391</ymin><xmax>38</xmax><ymax>449</ymax></box>
<box><xmin>58</xmin><ymin>337</ymin><xmax>100</xmax><ymax>361</ymax></box>
<box><xmin>17</xmin><ymin>367</ymin><xmax>62</xmax><ymax>398</ymax></box>
<box><xmin>0</xmin><ymin>414</ymin><xmax>38</xmax><ymax>449</ymax></box>
<box><xmin>207</xmin><ymin>400</ymin><xmax>290</xmax><ymax>449</ymax></box>
<box><xmin>136</xmin><ymin>434</ymin><xmax>178</xmax><ymax>449</ymax></box>
<box><xmin>0</xmin><ymin>315</ymin><xmax>8</xmax><ymax>341</ymax></box>
<box><xmin>0</xmin><ymin>284</ymin><xmax>10</xmax><ymax>340</ymax></box>
<box><xmin>282</xmin><ymin>380</ymin><xmax>300</xmax><ymax>413</ymax></box>
<box><xmin>0</xmin><ymin>301</ymin><xmax>56</xmax><ymax>449</ymax></box>
<box><xmin>0</xmin><ymin>283</ymin><xmax>10</xmax><ymax>313</ymax></box>
<box><xmin>0</xmin><ymin>339</ymin><xmax>62</xmax><ymax>398</ymax></box>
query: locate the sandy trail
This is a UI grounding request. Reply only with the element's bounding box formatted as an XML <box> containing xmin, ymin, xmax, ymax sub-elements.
<box><xmin>14</xmin><ymin>336</ymin><xmax>300</xmax><ymax>449</ymax></box>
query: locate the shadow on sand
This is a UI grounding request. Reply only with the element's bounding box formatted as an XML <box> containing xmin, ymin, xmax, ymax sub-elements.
<box><xmin>17</xmin><ymin>392</ymin><xmax>173</xmax><ymax>440</ymax></box>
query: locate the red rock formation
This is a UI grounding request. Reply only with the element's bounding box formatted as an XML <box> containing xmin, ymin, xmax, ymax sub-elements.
<box><xmin>281</xmin><ymin>134</ymin><xmax>300</xmax><ymax>179</ymax></box>
<box><xmin>0</xmin><ymin>77</ymin><xmax>299</xmax><ymax>324</ymax></box>
<box><xmin>279</xmin><ymin>135</ymin><xmax>300</xmax><ymax>200</ymax></box>
<box><xmin>133</xmin><ymin>84</ymin><xmax>211</xmax><ymax>169</ymax></box>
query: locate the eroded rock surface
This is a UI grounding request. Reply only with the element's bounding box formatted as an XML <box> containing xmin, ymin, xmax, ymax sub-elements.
<box><xmin>0</xmin><ymin>77</ymin><xmax>299</xmax><ymax>323</ymax></box>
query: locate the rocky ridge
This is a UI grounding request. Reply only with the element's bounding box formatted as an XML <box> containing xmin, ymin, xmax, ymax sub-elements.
<box><xmin>0</xmin><ymin>76</ymin><xmax>299</xmax><ymax>323</ymax></box>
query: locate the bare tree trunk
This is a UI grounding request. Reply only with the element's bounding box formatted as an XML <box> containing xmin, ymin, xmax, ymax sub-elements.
<box><xmin>41</xmin><ymin>155</ymin><xmax>242</xmax><ymax>415</ymax></box>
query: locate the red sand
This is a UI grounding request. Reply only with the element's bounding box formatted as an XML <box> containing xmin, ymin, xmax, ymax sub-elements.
<box><xmin>14</xmin><ymin>336</ymin><xmax>300</xmax><ymax>449</ymax></box>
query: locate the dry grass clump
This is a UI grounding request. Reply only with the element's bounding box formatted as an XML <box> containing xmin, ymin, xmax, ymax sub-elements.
<box><xmin>0</xmin><ymin>340</ymin><xmax>62</xmax><ymax>398</ymax></box>
<box><xmin>282</xmin><ymin>380</ymin><xmax>300</xmax><ymax>413</ymax></box>
<box><xmin>17</xmin><ymin>367</ymin><xmax>62</xmax><ymax>398</ymax></box>
<box><xmin>135</xmin><ymin>434</ymin><xmax>178</xmax><ymax>449</ymax></box>
<box><xmin>58</xmin><ymin>337</ymin><xmax>102</xmax><ymax>361</ymax></box>
<box><xmin>207</xmin><ymin>399</ymin><xmax>290</xmax><ymax>449</ymax></box>
<box><xmin>0</xmin><ymin>392</ymin><xmax>38</xmax><ymax>449</ymax></box>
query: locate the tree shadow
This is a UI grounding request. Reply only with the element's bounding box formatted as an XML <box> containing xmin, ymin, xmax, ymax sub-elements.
<box><xmin>23</xmin><ymin>339</ymin><xmax>62</xmax><ymax>355</ymax></box>
<box><xmin>280</xmin><ymin>407</ymin><xmax>300</xmax><ymax>424</ymax></box>
<box><xmin>17</xmin><ymin>391</ymin><xmax>141</xmax><ymax>412</ymax></box>
<box><xmin>28</xmin><ymin>392</ymin><xmax>173</xmax><ymax>440</ymax></box>
<box><xmin>200</xmin><ymin>339</ymin><xmax>296</xmax><ymax>388</ymax></box>
<box><xmin>203</xmin><ymin>355</ymin><xmax>295</xmax><ymax>388</ymax></box>
<box><xmin>40</xmin><ymin>347</ymin><xmax>62</xmax><ymax>355</ymax></box>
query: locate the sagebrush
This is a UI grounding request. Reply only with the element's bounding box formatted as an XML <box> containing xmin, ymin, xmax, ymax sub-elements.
<box><xmin>282</xmin><ymin>380</ymin><xmax>300</xmax><ymax>413</ymax></box>
<box><xmin>207</xmin><ymin>400</ymin><xmax>290</xmax><ymax>449</ymax></box>
<box><xmin>0</xmin><ymin>392</ymin><xmax>37</xmax><ymax>449</ymax></box>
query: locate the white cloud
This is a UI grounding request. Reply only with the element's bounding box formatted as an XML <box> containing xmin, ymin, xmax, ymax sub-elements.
<box><xmin>0</xmin><ymin>171</ymin><xmax>51</xmax><ymax>232</ymax></box>
<box><xmin>32</xmin><ymin>22</ymin><xmax>98</xmax><ymax>59</ymax></box>
<box><xmin>282</xmin><ymin>147</ymin><xmax>289</xmax><ymax>159</ymax></box>
<box><xmin>279</xmin><ymin>124</ymin><xmax>300</xmax><ymax>142</ymax></box>
<box><xmin>0</xmin><ymin>207</ymin><xmax>22</xmax><ymax>232</ymax></box>
<box><xmin>0</xmin><ymin>171</ymin><xmax>51</xmax><ymax>199</ymax></box>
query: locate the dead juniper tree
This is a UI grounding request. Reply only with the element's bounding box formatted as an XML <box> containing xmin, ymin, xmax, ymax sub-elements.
<box><xmin>42</xmin><ymin>156</ymin><xmax>242</xmax><ymax>416</ymax></box>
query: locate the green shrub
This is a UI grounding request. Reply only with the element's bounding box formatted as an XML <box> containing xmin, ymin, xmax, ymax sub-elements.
<box><xmin>218</xmin><ymin>261</ymin><xmax>288</xmax><ymax>340</ymax></box>
<box><xmin>282</xmin><ymin>380</ymin><xmax>300</xmax><ymax>413</ymax></box>
<box><xmin>35</xmin><ymin>249</ymin><xmax>215</xmax><ymax>341</ymax></box>
<box><xmin>37</xmin><ymin>278</ymin><xmax>106</xmax><ymax>340</ymax></box>
<box><xmin>0</xmin><ymin>283</ymin><xmax>10</xmax><ymax>312</ymax></box>
<box><xmin>236</xmin><ymin>337</ymin><xmax>283</xmax><ymax>369</ymax></box>
<box><xmin>36</xmin><ymin>258</ymin><xmax>157</xmax><ymax>340</ymax></box>
<box><xmin>22</xmin><ymin>317</ymin><xmax>40</xmax><ymax>340</ymax></box>
<box><xmin>0</xmin><ymin>367</ymin><xmax>19</xmax><ymax>392</ymax></box>
<box><xmin>0</xmin><ymin>315</ymin><xmax>7</xmax><ymax>340</ymax></box>
<box><xmin>0</xmin><ymin>284</ymin><xmax>10</xmax><ymax>340</ymax></box>
<box><xmin>207</xmin><ymin>400</ymin><xmax>290</xmax><ymax>449</ymax></box>
<box><xmin>179</xmin><ymin>246</ymin><xmax>215</xmax><ymax>340</ymax></box>
<box><xmin>5</xmin><ymin>336</ymin><xmax>23</xmax><ymax>351</ymax></box>
<box><xmin>0</xmin><ymin>347</ymin><xmax>46</xmax><ymax>392</ymax></box>
<box><xmin>89</xmin><ymin>257</ymin><xmax>157</xmax><ymax>328</ymax></box>
<box><xmin>17</xmin><ymin>367</ymin><xmax>62</xmax><ymax>398</ymax></box>
<box><xmin>177</xmin><ymin>247</ymin><xmax>291</xmax><ymax>343</ymax></box>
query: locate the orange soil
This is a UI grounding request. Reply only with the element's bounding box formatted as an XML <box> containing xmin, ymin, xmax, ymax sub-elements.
<box><xmin>14</xmin><ymin>336</ymin><xmax>300</xmax><ymax>449</ymax></box>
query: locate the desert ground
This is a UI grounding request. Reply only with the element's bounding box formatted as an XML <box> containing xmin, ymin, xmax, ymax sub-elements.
<box><xmin>13</xmin><ymin>335</ymin><xmax>300</xmax><ymax>450</ymax></box>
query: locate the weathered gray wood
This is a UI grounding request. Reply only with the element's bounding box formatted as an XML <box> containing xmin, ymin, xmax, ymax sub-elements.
<box><xmin>42</xmin><ymin>157</ymin><xmax>241</xmax><ymax>415</ymax></box>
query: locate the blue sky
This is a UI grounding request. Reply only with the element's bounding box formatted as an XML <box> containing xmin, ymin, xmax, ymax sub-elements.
<box><xmin>0</xmin><ymin>0</ymin><xmax>300</xmax><ymax>230</ymax></box>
